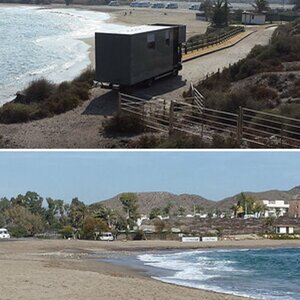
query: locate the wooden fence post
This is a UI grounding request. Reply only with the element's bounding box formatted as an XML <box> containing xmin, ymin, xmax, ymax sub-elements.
<box><xmin>169</xmin><ymin>101</ymin><xmax>175</xmax><ymax>135</ymax></box>
<box><xmin>118</xmin><ymin>92</ymin><xmax>122</xmax><ymax>114</ymax></box>
<box><xmin>237</xmin><ymin>106</ymin><xmax>243</xmax><ymax>145</ymax></box>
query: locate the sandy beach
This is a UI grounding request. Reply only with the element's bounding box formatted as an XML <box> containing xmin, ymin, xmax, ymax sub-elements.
<box><xmin>1</xmin><ymin>239</ymin><xmax>299</xmax><ymax>300</ymax></box>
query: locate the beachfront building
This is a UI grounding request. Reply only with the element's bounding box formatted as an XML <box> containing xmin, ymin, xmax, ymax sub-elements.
<box><xmin>274</xmin><ymin>225</ymin><xmax>294</xmax><ymax>235</ymax></box>
<box><xmin>262</xmin><ymin>200</ymin><xmax>290</xmax><ymax>218</ymax></box>
<box><xmin>242</xmin><ymin>11</ymin><xmax>266</xmax><ymax>25</ymax></box>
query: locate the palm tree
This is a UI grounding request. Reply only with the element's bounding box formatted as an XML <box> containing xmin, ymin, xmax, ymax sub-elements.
<box><xmin>252</xmin><ymin>0</ymin><xmax>269</xmax><ymax>13</ymax></box>
<box><xmin>212</xmin><ymin>0</ymin><xmax>229</xmax><ymax>27</ymax></box>
<box><xmin>94</xmin><ymin>206</ymin><xmax>115</xmax><ymax>228</ymax></box>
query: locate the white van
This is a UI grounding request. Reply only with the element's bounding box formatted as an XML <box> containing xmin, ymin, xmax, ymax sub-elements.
<box><xmin>166</xmin><ymin>2</ymin><xmax>178</xmax><ymax>9</ymax></box>
<box><xmin>99</xmin><ymin>232</ymin><xmax>114</xmax><ymax>241</ymax></box>
<box><xmin>0</xmin><ymin>228</ymin><xmax>10</xmax><ymax>239</ymax></box>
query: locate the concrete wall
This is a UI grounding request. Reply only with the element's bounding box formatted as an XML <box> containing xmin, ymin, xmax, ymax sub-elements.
<box><xmin>242</xmin><ymin>13</ymin><xmax>266</xmax><ymax>25</ymax></box>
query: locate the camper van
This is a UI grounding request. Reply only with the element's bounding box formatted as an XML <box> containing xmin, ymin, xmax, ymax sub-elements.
<box><xmin>95</xmin><ymin>24</ymin><xmax>186</xmax><ymax>88</ymax></box>
<box><xmin>0</xmin><ymin>228</ymin><xmax>10</xmax><ymax>239</ymax></box>
<box><xmin>99</xmin><ymin>232</ymin><xmax>114</xmax><ymax>241</ymax></box>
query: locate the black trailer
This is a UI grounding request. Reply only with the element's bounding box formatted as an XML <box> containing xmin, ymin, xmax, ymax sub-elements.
<box><xmin>95</xmin><ymin>24</ymin><xmax>186</xmax><ymax>88</ymax></box>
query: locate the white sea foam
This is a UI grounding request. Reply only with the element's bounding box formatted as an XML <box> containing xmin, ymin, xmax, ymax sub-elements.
<box><xmin>0</xmin><ymin>6</ymin><xmax>128</xmax><ymax>105</ymax></box>
<box><xmin>138</xmin><ymin>248</ymin><xmax>300</xmax><ymax>300</ymax></box>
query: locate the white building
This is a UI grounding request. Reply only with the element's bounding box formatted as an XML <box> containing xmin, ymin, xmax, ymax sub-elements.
<box><xmin>242</xmin><ymin>11</ymin><xmax>266</xmax><ymax>25</ymax></box>
<box><xmin>262</xmin><ymin>200</ymin><xmax>290</xmax><ymax>217</ymax></box>
<box><xmin>275</xmin><ymin>225</ymin><xmax>294</xmax><ymax>235</ymax></box>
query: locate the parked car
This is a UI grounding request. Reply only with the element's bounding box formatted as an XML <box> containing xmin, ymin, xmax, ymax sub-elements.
<box><xmin>130</xmin><ymin>1</ymin><xmax>139</xmax><ymax>6</ymax></box>
<box><xmin>99</xmin><ymin>232</ymin><xmax>114</xmax><ymax>241</ymax></box>
<box><xmin>108</xmin><ymin>1</ymin><xmax>119</xmax><ymax>6</ymax></box>
<box><xmin>151</xmin><ymin>2</ymin><xmax>165</xmax><ymax>8</ymax></box>
<box><xmin>189</xmin><ymin>4</ymin><xmax>200</xmax><ymax>10</ymax></box>
<box><xmin>165</xmin><ymin>2</ymin><xmax>178</xmax><ymax>9</ymax></box>
<box><xmin>137</xmin><ymin>1</ymin><xmax>151</xmax><ymax>7</ymax></box>
<box><xmin>0</xmin><ymin>228</ymin><xmax>10</xmax><ymax>239</ymax></box>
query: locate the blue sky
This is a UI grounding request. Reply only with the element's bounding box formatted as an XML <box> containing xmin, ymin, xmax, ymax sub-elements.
<box><xmin>0</xmin><ymin>151</ymin><xmax>299</xmax><ymax>204</ymax></box>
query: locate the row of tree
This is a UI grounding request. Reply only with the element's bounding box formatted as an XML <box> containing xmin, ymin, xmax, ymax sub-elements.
<box><xmin>0</xmin><ymin>191</ymin><xmax>140</xmax><ymax>238</ymax></box>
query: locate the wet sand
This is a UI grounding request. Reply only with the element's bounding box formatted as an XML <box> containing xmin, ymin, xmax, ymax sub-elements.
<box><xmin>1</xmin><ymin>239</ymin><xmax>300</xmax><ymax>300</ymax></box>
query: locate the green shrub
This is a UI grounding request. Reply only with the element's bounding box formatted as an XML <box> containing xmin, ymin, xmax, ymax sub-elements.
<box><xmin>23</xmin><ymin>78</ymin><xmax>56</xmax><ymax>103</ymax></box>
<box><xmin>158</xmin><ymin>133</ymin><xmax>208</xmax><ymax>148</ymax></box>
<box><xmin>268</xmin><ymin>74</ymin><xmax>279</xmax><ymax>87</ymax></box>
<box><xmin>133</xmin><ymin>230</ymin><xmax>145</xmax><ymax>240</ymax></box>
<box><xmin>0</xmin><ymin>103</ymin><xmax>37</xmax><ymax>124</ymax></box>
<box><xmin>8</xmin><ymin>225</ymin><xmax>28</xmax><ymax>238</ymax></box>
<box><xmin>104</xmin><ymin>113</ymin><xmax>145</xmax><ymax>135</ymax></box>
<box><xmin>254</xmin><ymin>85</ymin><xmax>278</xmax><ymax>100</ymax></box>
<box><xmin>73</xmin><ymin>68</ymin><xmax>95</xmax><ymax>86</ymax></box>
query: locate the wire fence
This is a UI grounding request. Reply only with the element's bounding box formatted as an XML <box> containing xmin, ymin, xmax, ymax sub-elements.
<box><xmin>183</xmin><ymin>27</ymin><xmax>245</xmax><ymax>54</ymax></box>
<box><xmin>118</xmin><ymin>92</ymin><xmax>300</xmax><ymax>148</ymax></box>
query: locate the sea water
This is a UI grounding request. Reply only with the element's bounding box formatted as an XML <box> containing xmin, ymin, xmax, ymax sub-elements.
<box><xmin>138</xmin><ymin>247</ymin><xmax>300</xmax><ymax>300</ymax></box>
<box><xmin>0</xmin><ymin>6</ymin><xmax>125</xmax><ymax>105</ymax></box>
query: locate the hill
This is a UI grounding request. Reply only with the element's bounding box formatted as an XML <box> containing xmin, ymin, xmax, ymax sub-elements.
<box><xmin>91</xmin><ymin>185</ymin><xmax>300</xmax><ymax>215</ymax></box>
<box><xmin>90</xmin><ymin>192</ymin><xmax>215</xmax><ymax>214</ymax></box>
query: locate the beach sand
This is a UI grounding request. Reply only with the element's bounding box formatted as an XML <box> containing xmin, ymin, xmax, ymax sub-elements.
<box><xmin>80</xmin><ymin>5</ymin><xmax>209</xmax><ymax>69</ymax></box>
<box><xmin>1</xmin><ymin>239</ymin><xmax>299</xmax><ymax>300</ymax></box>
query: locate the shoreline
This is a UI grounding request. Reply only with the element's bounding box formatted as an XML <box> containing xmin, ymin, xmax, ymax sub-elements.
<box><xmin>1</xmin><ymin>239</ymin><xmax>300</xmax><ymax>299</ymax></box>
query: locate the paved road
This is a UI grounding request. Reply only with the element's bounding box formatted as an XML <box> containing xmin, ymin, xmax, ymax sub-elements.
<box><xmin>134</xmin><ymin>26</ymin><xmax>277</xmax><ymax>100</ymax></box>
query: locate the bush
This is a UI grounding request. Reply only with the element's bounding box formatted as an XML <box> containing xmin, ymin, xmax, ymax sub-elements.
<box><xmin>0</xmin><ymin>69</ymin><xmax>94</xmax><ymax>124</ymax></box>
<box><xmin>8</xmin><ymin>225</ymin><xmax>28</xmax><ymax>238</ymax></box>
<box><xmin>254</xmin><ymin>85</ymin><xmax>278</xmax><ymax>101</ymax></box>
<box><xmin>104</xmin><ymin>113</ymin><xmax>145</xmax><ymax>135</ymax></box>
<box><xmin>158</xmin><ymin>133</ymin><xmax>208</xmax><ymax>148</ymax></box>
<box><xmin>0</xmin><ymin>103</ymin><xmax>37</xmax><ymax>124</ymax></box>
<box><xmin>133</xmin><ymin>230</ymin><xmax>145</xmax><ymax>240</ymax></box>
<box><xmin>23</xmin><ymin>78</ymin><xmax>56</xmax><ymax>103</ymax></box>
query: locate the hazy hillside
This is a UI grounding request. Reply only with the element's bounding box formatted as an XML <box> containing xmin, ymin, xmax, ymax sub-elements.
<box><xmin>91</xmin><ymin>186</ymin><xmax>300</xmax><ymax>215</ymax></box>
<box><xmin>91</xmin><ymin>192</ymin><xmax>215</xmax><ymax>214</ymax></box>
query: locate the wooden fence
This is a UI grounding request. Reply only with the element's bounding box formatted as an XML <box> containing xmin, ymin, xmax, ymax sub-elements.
<box><xmin>118</xmin><ymin>92</ymin><xmax>300</xmax><ymax>148</ymax></box>
<box><xmin>183</xmin><ymin>27</ymin><xmax>245</xmax><ymax>54</ymax></box>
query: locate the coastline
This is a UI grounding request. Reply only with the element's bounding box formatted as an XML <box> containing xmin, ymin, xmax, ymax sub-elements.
<box><xmin>1</xmin><ymin>239</ymin><xmax>300</xmax><ymax>300</ymax></box>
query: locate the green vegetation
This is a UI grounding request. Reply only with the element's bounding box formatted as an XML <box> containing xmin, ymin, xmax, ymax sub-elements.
<box><xmin>252</xmin><ymin>0</ymin><xmax>269</xmax><ymax>13</ymax></box>
<box><xmin>192</xmin><ymin>20</ymin><xmax>300</xmax><ymax>118</ymax></box>
<box><xmin>0</xmin><ymin>69</ymin><xmax>94</xmax><ymax>124</ymax></box>
<box><xmin>231</xmin><ymin>193</ymin><xmax>267</xmax><ymax>218</ymax></box>
<box><xmin>0</xmin><ymin>191</ymin><xmax>139</xmax><ymax>239</ymax></box>
<box><xmin>103</xmin><ymin>112</ymin><xmax>145</xmax><ymax>136</ymax></box>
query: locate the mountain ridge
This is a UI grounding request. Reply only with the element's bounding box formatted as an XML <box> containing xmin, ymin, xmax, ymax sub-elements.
<box><xmin>90</xmin><ymin>185</ymin><xmax>300</xmax><ymax>214</ymax></box>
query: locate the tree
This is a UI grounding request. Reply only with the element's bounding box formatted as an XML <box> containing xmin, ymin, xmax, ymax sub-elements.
<box><xmin>149</xmin><ymin>207</ymin><xmax>162</xmax><ymax>219</ymax></box>
<box><xmin>4</xmin><ymin>206</ymin><xmax>44</xmax><ymax>236</ymax></box>
<box><xmin>94</xmin><ymin>205</ymin><xmax>116</xmax><ymax>228</ymax></box>
<box><xmin>162</xmin><ymin>202</ymin><xmax>172</xmax><ymax>216</ymax></box>
<box><xmin>11</xmin><ymin>192</ymin><xmax>45</xmax><ymax>216</ymax></box>
<box><xmin>252</xmin><ymin>0</ymin><xmax>269</xmax><ymax>13</ymax></box>
<box><xmin>82</xmin><ymin>216</ymin><xmax>108</xmax><ymax>240</ymax></box>
<box><xmin>211</xmin><ymin>0</ymin><xmax>229</xmax><ymax>28</ymax></box>
<box><xmin>70</xmin><ymin>197</ymin><xmax>88</xmax><ymax>230</ymax></box>
<box><xmin>177</xmin><ymin>206</ymin><xmax>186</xmax><ymax>216</ymax></box>
<box><xmin>119</xmin><ymin>193</ymin><xmax>140</xmax><ymax>222</ymax></box>
<box><xmin>194</xmin><ymin>204</ymin><xmax>203</xmax><ymax>215</ymax></box>
<box><xmin>200</xmin><ymin>0</ymin><xmax>213</xmax><ymax>21</ymax></box>
<box><xmin>64</xmin><ymin>0</ymin><xmax>73</xmax><ymax>5</ymax></box>
<box><xmin>59</xmin><ymin>225</ymin><xmax>74</xmax><ymax>239</ymax></box>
